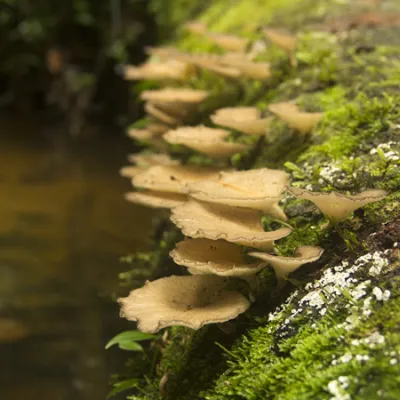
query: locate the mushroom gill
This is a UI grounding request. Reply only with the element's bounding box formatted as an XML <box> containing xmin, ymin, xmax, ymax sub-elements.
<box><xmin>268</xmin><ymin>102</ymin><xmax>324</xmax><ymax>134</ymax></box>
<box><xmin>170</xmin><ymin>238</ymin><xmax>267</xmax><ymax>277</ymax></box>
<box><xmin>144</xmin><ymin>103</ymin><xmax>182</xmax><ymax>126</ymax></box>
<box><xmin>163</xmin><ymin>126</ymin><xmax>249</xmax><ymax>159</ymax></box>
<box><xmin>288</xmin><ymin>187</ymin><xmax>388</xmax><ymax>223</ymax></box>
<box><xmin>119</xmin><ymin>166</ymin><xmax>144</xmax><ymax>178</ymax></box>
<box><xmin>249</xmin><ymin>246</ymin><xmax>324</xmax><ymax>280</ymax></box>
<box><xmin>123</xmin><ymin>60</ymin><xmax>192</xmax><ymax>81</ymax></box>
<box><xmin>118</xmin><ymin>275</ymin><xmax>250</xmax><ymax>333</ymax></box>
<box><xmin>186</xmin><ymin>168</ymin><xmax>289</xmax><ymax>220</ymax></box>
<box><xmin>132</xmin><ymin>165</ymin><xmax>220</xmax><ymax>194</ymax></box>
<box><xmin>220</xmin><ymin>56</ymin><xmax>271</xmax><ymax>80</ymax></box>
<box><xmin>140</xmin><ymin>88</ymin><xmax>209</xmax><ymax>104</ymax></box>
<box><xmin>124</xmin><ymin>191</ymin><xmax>186</xmax><ymax>209</ymax></box>
<box><xmin>171</xmin><ymin>200</ymin><xmax>291</xmax><ymax>251</ymax></box>
<box><xmin>210</xmin><ymin>107</ymin><xmax>272</xmax><ymax>136</ymax></box>
<box><xmin>206</xmin><ymin>33</ymin><xmax>249</xmax><ymax>52</ymax></box>
<box><xmin>127</xmin><ymin>153</ymin><xmax>180</xmax><ymax>167</ymax></box>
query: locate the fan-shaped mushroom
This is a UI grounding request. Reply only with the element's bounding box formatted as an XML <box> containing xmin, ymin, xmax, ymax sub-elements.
<box><xmin>186</xmin><ymin>168</ymin><xmax>289</xmax><ymax>220</ymax></box>
<box><xmin>141</xmin><ymin>88</ymin><xmax>209</xmax><ymax>104</ymax></box>
<box><xmin>263</xmin><ymin>28</ymin><xmax>297</xmax><ymax>65</ymax></box>
<box><xmin>171</xmin><ymin>200</ymin><xmax>291</xmax><ymax>251</ymax></box>
<box><xmin>206</xmin><ymin>33</ymin><xmax>248</xmax><ymax>52</ymax></box>
<box><xmin>144</xmin><ymin>103</ymin><xmax>182</xmax><ymax>126</ymax></box>
<box><xmin>288</xmin><ymin>187</ymin><xmax>388</xmax><ymax>223</ymax></box>
<box><xmin>123</xmin><ymin>60</ymin><xmax>191</xmax><ymax>81</ymax></box>
<box><xmin>163</xmin><ymin>126</ymin><xmax>248</xmax><ymax>159</ymax></box>
<box><xmin>249</xmin><ymin>246</ymin><xmax>324</xmax><ymax>280</ymax></box>
<box><xmin>268</xmin><ymin>102</ymin><xmax>323</xmax><ymax>134</ymax></box>
<box><xmin>170</xmin><ymin>238</ymin><xmax>267</xmax><ymax>276</ymax></box>
<box><xmin>211</xmin><ymin>107</ymin><xmax>272</xmax><ymax>136</ymax></box>
<box><xmin>128</xmin><ymin>153</ymin><xmax>180</xmax><ymax>167</ymax></box>
<box><xmin>132</xmin><ymin>165</ymin><xmax>219</xmax><ymax>194</ymax></box>
<box><xmin>118</xmin><ymin>275</ymin><xmax>250</xmax><ymax>333</ymax></box>
<box><xmin>124</xmin><ymin>191</ymin><xmax>186</xmax><ymax>209</ymax></box>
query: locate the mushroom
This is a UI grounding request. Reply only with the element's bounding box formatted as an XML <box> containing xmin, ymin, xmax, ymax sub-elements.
<box><xmin>171</xmin><ymin>200</ymin><xmax>292</xmax><ymax>251</ymax></box>
<box><xmin>118</xmin><ymin>275</ymin><xmax>250</xmax><ymax>333</ymax></box>
<box><xmin>185</xmin><ymin>168</ymin><xmax>290</xmax><ymax>220</ymax></box>
<box><xmin>184</xmin><ymin>21</ymin><xmax>208</xmax><ymax>35</ymax></box>
<box><xmin>147</xmin><ymin>123</ymin><xmax>170</xmax><ymax>135</ymax></box>
<box><xmin>144</xmin><ymin>103</ymin><xmax>182</xmax><ymax>126</ymax></box>
<box><xmin>192</xmin><ymin>56</ymin><xmax>242</xmax><ymax>78</ymax></box>
<box><xmin>127</xmin><ymin>153</ymin><xmax>180</xmax><ymax>167</ymax></box>
<box><xmin>170</xmin><ymin>238</ymin><xmax>268</xmax><ymax>277</ymax></box>
<box><xmin>124</xmin><ymin>191</ymin><xmax>186</xmax><ymax>209</ymax></box>
<box><xmin>163</xmin><ymin>126</ymin><xmax>249</xmax><ymax>159</ymax></box>
<box><xmin>220</xmin><ymin>56</ymin><xmax>271</xmax><ymax>80</ymax></box>
<box><xmin>123</xmin><ymin>60</ymin><xmax>192</xmax><ymax>81</ymax></box>
<box><xmin>211</xmin><ymin>107</ymin><xmax>272</xmax><ymax>136</ymax></box>
<box><xmin>127</xmin><ymin>128</ymin><xmax>154</xmax><ymax>141</ymax></box>
<box><xmin>249</xmin><ymin>246</ymin><xmax>324</xmax><ymax>280</ymax></box>
<box><xmin>268</xmin><ymin>102</ymin><xmax>324</xmax><ymax>134</ymax></box>
<box><xmin>206</xmin><ymin>33</ymin><xmax>249</xmax><ymax>52</ymax></box>
<box><xmin>140</xmin><ymin>88</ymin><xmax>209</xmax><ymax>104</ymax></box>
<box><xmin>119</xmin><ymin>166</ymin><xmax>144</xmax><ymax>178</ymax></box>
<box><xmin>132</xmin><ymin>165</ymin><xmax>220</xmax><ymax>194</ymax></box>
<box><xmin>263</xmin><ymin>28</ymin><xmax>297</xmax><ymax>65</ymax></box>
<box><xmin>288</xmin><ymin>187</ymin><xmax>388</xmax><ymax>224</ymax></box>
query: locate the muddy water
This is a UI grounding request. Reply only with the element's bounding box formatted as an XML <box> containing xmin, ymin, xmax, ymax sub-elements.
<box><xmin>0</xmin><ymin>114</ymin><xmax>155</xmax><ymax>400</ymax></box>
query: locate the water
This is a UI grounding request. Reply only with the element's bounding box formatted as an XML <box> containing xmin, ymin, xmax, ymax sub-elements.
<box><xmin>0</xmin><ymin>113</ymin><xmax>155</xmax><ymax>400</ymax></box>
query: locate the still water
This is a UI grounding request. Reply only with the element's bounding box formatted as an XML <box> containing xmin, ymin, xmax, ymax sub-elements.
<box><xmin>0</xmin><ymin>113</ymin><xmax>155</xmax><ymax>399</ymax></box>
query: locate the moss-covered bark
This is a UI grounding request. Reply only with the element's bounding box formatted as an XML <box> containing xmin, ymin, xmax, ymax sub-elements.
<box><xmin>115</xmin><ymin>0</ymin><xmax>400</xmax><ymax>398</ymax></box>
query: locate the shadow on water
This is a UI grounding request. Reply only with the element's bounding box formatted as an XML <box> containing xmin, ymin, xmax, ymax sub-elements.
<box><xmin>0</xmin><ymin>113</ymin><xmax>155</xmax><ymax>399</ymax></box>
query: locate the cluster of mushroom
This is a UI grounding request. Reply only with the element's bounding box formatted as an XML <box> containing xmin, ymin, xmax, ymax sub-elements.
<box><xmin>118</xmin><ymin>22</ymin><xmax>388</xmax><ymax>334</ymax></box>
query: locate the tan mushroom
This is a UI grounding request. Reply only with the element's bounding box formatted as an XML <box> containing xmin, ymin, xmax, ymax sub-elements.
<box><xmin>211</xmin><ymin>107</ymin><xmax>272</xmax><ymax>136</ymax></box>
<box><xmin>170</xmin><ymin>238</ymin><xmax>267</xmax><ymax>276</ymax></box>
<box><xmin>132</xmin><ymin>165</ymin><xmax>219</xmax><ymax>194</ymax></box>
<box><xmin>171</xmin><ymin>200</ymin><xmax>292</xmax><ymax>251</ymax></box>
<box><xmin>118</xmin><ymin>275</ymin><xmax>250</xmax><ymax>333</ymax></box>
<box><xmin>192</xmin><ymin>56</ymin><xmax>242</xmax><ymax>78</ymax></box>
<box><xmin>263</xmin><ymin>28</ymin><xmax>297</xmax><ymax>65</ymax></box>
<box><xmin>288</xmin><ymin>187</ymin><xmax>388</xmax><ymax>223</ymax></box>
<box><xmin>220</xmin><ymin>56</ymin><xmax>271</xmax><ymax>80</ymax></box>
<box><xmin>123</xmin><ymin>60</ymin><xmax>191</xmax><ymax>81</ymax></box>
<box><xmin>145</xmin><ymin>46</ymin><xmax>180</xmax><ymax>59</ymax></box>
<box><xmin>127</xmin><ymin>128</ymin><xmax>154</xmax><ymax>141</ymax></box>
<box><xmin>249</xmin><ymin>246</ymin><xmax>324</xmax><ymax>280</ymax></box>
<box><xmin>268</xmin><ymin>102</ymin><xmax>324</xmax><ymax>134</ymax></box>
<box><xmin>163</xmin><ymin>126</ymin><xmax>249</xmax><ymax>159</ymax></box>
<box><xmin>144</xmin><ymin>103</ymin><xmax>183</xmax><ymax>126</ymax></box>
<box><xmin>127</xmin><ymin>153</ymin><xmax>180</xmax><ymax>167</ymax></box>
<box><xmin>119</xmin><ymin>166</ymin><xmax>144</xmax><ymax>178</ymax></box>
<box><xmin>141</xmin><ymin>88</ymin><xmax>209</xmax><ymax>104</ymax></box>
<box><xmin>206</xmin><ymin>33</ymin><xmax>248</xmax><ymax>52</ymax></box>
<box><xmin>147</xmin><ymin>123</ymin><xmax>170</xmax><ymax>135</ymax></box>
<box><xmin>186</xmin><ymin>168</ymin><xmax>289</xmax><ymax>220</ymax></box>
<box><xmin>124</xmin><ymin>191</ymin><xmax>186</xmax><ymax>209</ymax></box>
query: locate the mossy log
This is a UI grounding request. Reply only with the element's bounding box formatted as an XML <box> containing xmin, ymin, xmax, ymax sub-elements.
<box><xmin>115</xmin><ymin>0</ymin><xmax>400</xmax><ymax>399</ymax></box>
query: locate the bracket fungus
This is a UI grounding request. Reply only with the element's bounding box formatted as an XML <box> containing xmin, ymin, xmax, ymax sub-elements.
<box><xmin>163</xmin><ymin>126</ymin><xmax>249</xmax><ymax>159</ymax></box>
<box><xmin>123</xmin><ymin>60</ymin><xmax>191</xmax><ymax>81</ymax></box>
<box><xmin>127</xmin><ymin>153</ymin><xmax>180</xmax><ymax>168</ymax></box>
<box><xmin>185</xmin><ymin>168</ymin><xmax>289</xmax><ymax>220</ymax></box>
<box><xmin>132</xmin><ymin>165</ymin><xmax>220</xmax><ymax>194</ymax></box>
<box><xmin>220</xmin><ymin>57</ymin><xmax>271</xmax><ymax>80</ymax></box>
<box><xmin>140</xmin><ymin>88</ymin><xmax>209</xmax><ymax>104</ymax></box>
<box><xmin>263</xmin><ymin>28</ymin><xmax>297</xmax><ymax>66</ymax></box>
<box><xmin>124</xmin><ymin>191</ymin><xmax>186</xmax><ymax>209</ymax></box>
<box><xmin>206</xmin><ymin>33</ymin><xmax>249</xmax><ymax>52</ymax></box>
<box><xmin>171</xmin><ymin>200</ymin><xmax>291</xmax><ymax>251</ymax></box>
<box><xmin>184</xmin><ymin>21</ymin><xmax>207</xmax><ymax>35</ymax></box>
<box><xmin>144</xmin><ymin>103</ymin><xmax>182</xmax><ymax>126</ymax></box>
<box><xmin>211</xmin><ymin>107</ymin><xmax>272</xmax><ymax>136</ymax></box>
<box><xmin>118</xmin><ymin>275</ymin><xmax>250</xmax><ymax>333</ymax></box>
<box><xmin>119</xmin><ymin>165</ymin><xmax>144</xmax><ymax>178</ymax></box>
<box><xmin>249</xmin><ymin>246</ymin><xmax>324</xmax><ymax>280</ymax></box>
<box><xmin>170</xmin><ymin>238</ymin><xmax>267</xmax><ymax>277</ymax></box>
<box><xmin>288</xmin><ymin>187</ymin><xmax>388</xmax><ymax>224</ymax></box>
<box><xmin>268</xmin><ymin>102</ymin><xmax>324</xmax><ymax>134</ymax></box>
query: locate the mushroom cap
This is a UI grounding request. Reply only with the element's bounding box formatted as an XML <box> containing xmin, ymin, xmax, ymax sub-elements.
<box><xmin>288</xmin><ymin>187</ymin><xmax>388</xmax><ymax>223</ymax></box>
<box><xmin>184</xmin><ymin>21</ymin><xmax>208</xmax><ymax>35</ymax></box>
<box><xmin>170</xmin><ymin>238</ymin><xmax>267</xmax><ymax>277</ymax></box>
<box><xmin>119</xmin><ymin>165</ymin><xmax>145</xmax><ymax>178</ymax></box>
<box><xmin>249</xmin><ymin>246</ymin><xmax>324</xmax><ymax>279</ymax></box>
<box><xmin>147</xmin><ymin>123</ymin><xmax>170</xmax><ymax>135</ymax></box>
<box><xmin>268</xmin><ymin>102</ymin><xmax>323</xmax><ymax>134</ymax></box>
<box><xmin>211</xmin><ymin>107</ymin><xmax>272</xmax><ymax>136</ymax></box>
<box><xmin>171</xmin><ymin>200</ymin><xmax>292</xmax><ymax>251</ymax></box>
<box><xmin>141</xmin><ymin>88</ymin><xmax>209</xmax><ymax>104</ymax></box>
<box><xmin>127</xmin><ymin>128</ymin><xmax>154</xmax><ymax>141</ymax></box>
<box><xmin>124</xmin><ymin>191</ymin><xmax>186</xmax><ymax>209</ymax></box>
<box><xmin>186</xmin><ymin>168</ymin><xmax>289</xmax><ymax>220</ymax></box>
<box><xmin>118</xmin><ymin>275</ymin><xmax>250</xmax><ymax>333</ymax></box>
<box><xmin>206</xmin><ymin>33</ymin><xmax>248</xmax><ymax>52</ymax></box>
<box><xmin>188</xmin><ymin>55</ymin><xmax>242</xmax><ymax>78</ymax></box>
<box><xmin>132</xmin><ymin>165</ymin><xmax>220</xmax><ymax>194</ymax></box>
<box><xmin>263</xmin><ymin>28</ymin><xmax>297</xmax><ymax>52</ymax></box>
<box><xmin>123</xmin><ymin>60</ymin><xmax>191</xmax><ymax>81</ymax></box>
<box><xmin>128</xmin><ymin>153</ymin><xmax>180</xmax><ymax>167</ymax></box>
<box><xmin>221</xmin><ymin>57</ymin><xmax>271</xmax><ymax>79</ymax></box>
<box><xmin>163</xmin><ymin>126</ymin><xmax>248</xmax><ymax>159</ymax></box>
<box><xmin>145</xmin><ymin>46</ymin><xmax>180</xmax><ymax>59</ymax></box>
<box><xmin>144</xmin><ymin>103</ymin><xmax>182</xmax><ymax>126</ymax></box>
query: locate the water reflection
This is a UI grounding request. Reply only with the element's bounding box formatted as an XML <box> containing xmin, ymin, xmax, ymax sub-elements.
<box><xmin>0</xmin><ymin>114</ymin><xmax>155</xmax><ymax>399</ymax></box>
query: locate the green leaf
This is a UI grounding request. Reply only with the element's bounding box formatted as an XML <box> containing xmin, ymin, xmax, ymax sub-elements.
<box><xmin>105</xmin><ymin>330</ymin><xmax>155</xmax><ymax>350</ymax></box>
<box><xmin>107</xmin><ymin>378</ymin><xmax>139</xmax><ymax>399</ymax></box>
